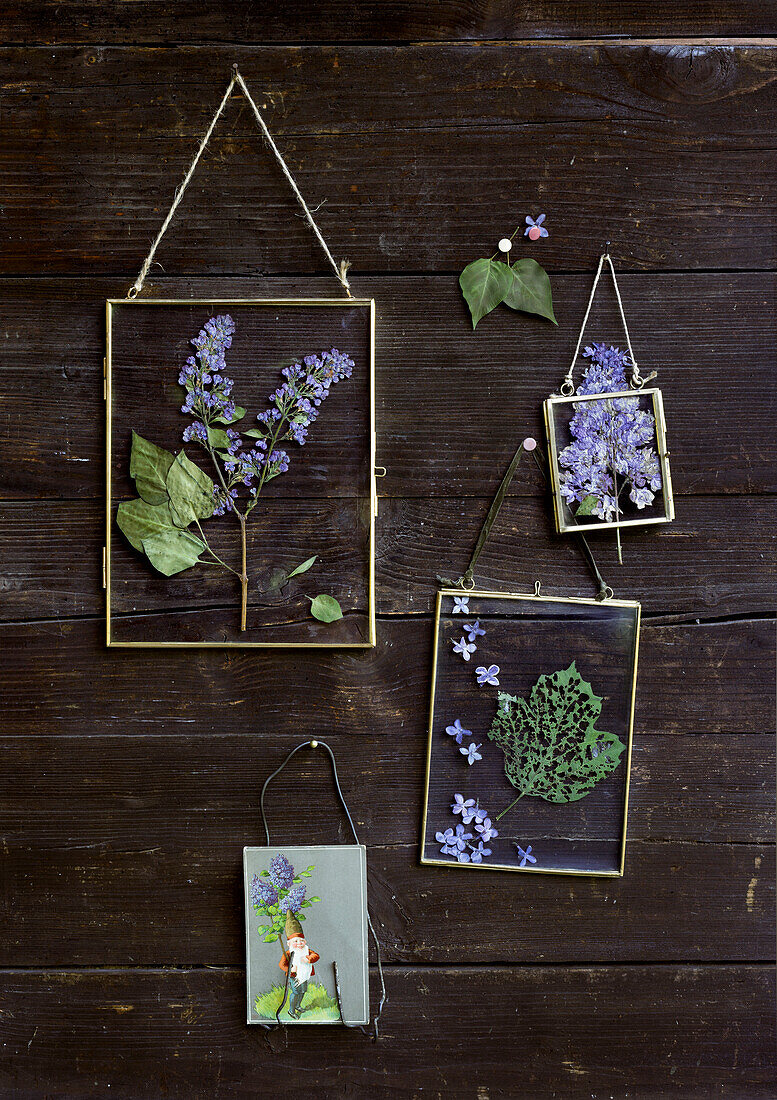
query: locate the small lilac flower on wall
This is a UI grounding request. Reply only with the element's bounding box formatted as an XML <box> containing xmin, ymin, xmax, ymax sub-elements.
<box><xmin>446</xmin><ymin>719</ymin><xmax>472</xmax><ymax>744</ymax></box>
<box><xmin>465</xmin><ymin>619</ymin><xmax>485</xmax><ymax>642</ymax></box>
<box><xmin>268</xmin><ymin>853</ymin><xmax>295</xmax><ymax>891</ymax></box>
<box><xmin>452</xmin><ymin>596</ymin><xmax>470</xmax><ymax>613</ymax></box>
<box><xmin>461</xmin><ymin>742</ymin><xmax>482</xmax><ymax>765</ymax></box>
<box><xmin>470</xmin><ymin>841</ymin><xmax>492</xmax><ymax>863</ymax></box>
<box><xmin>453</xmin><ymin>824</ymin><xmax>472</xmax><ymax>851</ymax></box>
<box><xmin>435</xmin><ymin>828</ymin><xmax>458</xmax><ymax>856</ymax></box>
<box><xmin>453</xmin><ymin>637</ymin><xmax>476</xmax><ymax>661</ymax></box>
<box><xmin>476</xmin><ymin>664</ymin><xmax>500</xmax><ymax>686</ymax></box>
<box><xmin>524</xmin><ymin>214</ymin><xmax>548</xmax><ymax>240</ymax></box>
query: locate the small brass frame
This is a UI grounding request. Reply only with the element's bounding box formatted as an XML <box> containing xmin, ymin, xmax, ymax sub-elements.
<box><xmin>105</xmin><ymin>297</ymin><xmax>376</xmax><ymax>648</ymax></box>
<box><xmin>544</xmin><ymin>386</ymin><xmax>674</xmax><ymax>534</ymax></box>
<box><xmin>420</xmin><ymin>587</ymin><xmax>641</xmax><ymax>878</ymax></box>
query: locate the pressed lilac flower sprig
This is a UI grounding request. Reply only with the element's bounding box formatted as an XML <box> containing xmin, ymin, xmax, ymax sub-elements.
<box><xmin>117</xmin><ymin>314</ymin><xmax>354</xmax><ymax>631</ymax></box>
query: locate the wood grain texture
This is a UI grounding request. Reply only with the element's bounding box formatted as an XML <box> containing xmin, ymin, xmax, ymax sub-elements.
<box><xmin>0</xmin><ymin>616</ymin><xmax>772</xmax><ymax>737</ymax></box>
<box><xmin>4</xmin><ymin>4</ymin><xmax>777</xmax><ymax>42</ymax></box>
<box><xmin>0</xmin><ymin>733</ymin><xmax>772</xmax><ymax>965</ymax></box>
<box><xmin>0</xmin><ymin>16</ymin><xmax>774</xmax><ymax>1098</ymax></box>
<box><xmin>3</xmin><ymin>495</ymin><xmax>773</xmax><ymax>621</ymax></box>
<box><xmin>0</xmin><ymin>275</ymin><xmax>775</xmax><ymax>500</ymax></box>
<box><xmin>0</xmin><ymin>966</ymin><xmax>773</xmax><ymax>1099</ymax></box>
<box><xmin>1</xmin><ymin>46</ymin><xmax>777</xmax><ymax>273</ymax></box>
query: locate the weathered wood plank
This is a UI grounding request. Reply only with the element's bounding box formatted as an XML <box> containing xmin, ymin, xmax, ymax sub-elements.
<box><xmin>1</xmin><ymin>47</ymin><xmax>777</xmax><ymax>273</ymax></box>
<box><xmin>0</xmin><ymin>275</ymin><xmax>775</xmax><ymax>499</ymax></box>
<box><xmin>0</xmin><ymin>616</ymin><xmax>772</xmax><ymax>737</ymax></box>
<box><xmin>2</xmin><ymin>496</ymin><xmax>772</xmax><ymax>621</ymax></box>
<box><xmin>4</xmin><ymin>5</ymin><xmax>777</xmax><ymax>42</ymax></box>
<box><xmin>0</xmin><ymin>728</ymin><xmax>771</xmax><ymax>965</ymax></box>
<box><xmin>0</xmin><ymin>966</ymin><xmax>773</xmax><ymax>1098</ymax></box>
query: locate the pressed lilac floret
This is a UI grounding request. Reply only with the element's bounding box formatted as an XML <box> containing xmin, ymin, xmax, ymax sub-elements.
<box><xmin>460</xmin><ymin>742</ymin><xmax>483</xmax><ymax>765</ymax></box>
<box><xmin>476</xmin><ymin>665</ymin><xmax>500</xmax><ymax>686</ymax></box>
<box><xmin>453</xmin><ymin>636</ymin><xmax>477</xmax><ymax>661</ymax></box>
<box><xmin>452</xmin><ymin>596</ymin><xmax>469</xmax><ymax>613</ymax></box>
<box><xmin>446</xmin><ymin>719</ymin><xmax>472</xmax><ymax>744</ymax></box>
<box><xmin>524</xmin><ymin>214</ymin><xmax>548</xmax><ymax>240</ymax></box>
<box><xmin>464</xmin><ymin>619</ymin><xmax>486</xmax><ymax>642</ymax></box>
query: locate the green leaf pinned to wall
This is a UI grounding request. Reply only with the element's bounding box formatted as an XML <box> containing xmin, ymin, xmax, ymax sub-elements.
<box><xmin>459</xmin><ymin>258</ymin><xmax>514</xmax><ymax>329</ymax></box>
<box><xmin>504</xmin><ymin>258</ymin><xmax>557</xmax><ymax>324</ymax></box>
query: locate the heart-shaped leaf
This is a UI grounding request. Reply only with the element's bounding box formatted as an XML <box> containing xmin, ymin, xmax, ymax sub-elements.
<box><xmin>309</xmin><ymin>594</ymin><xmax>343</xmax><ymax>623</ymax></box>
<box><xmin>166</xmin><ymin>452</ymin><xmax>215</xmax><ymax>527</ymax></box>
<box><xmin>129</xmin><ymin>431</ymin><xmax>175</xmax><ymax>505</ymax></box>
<box><xmin>503</xmin><ymin>258</ymin><xmax>557</xmax><ymax>324</ymax></box>
<box><xmin>117</xmin><ymin>498</ymin><xmax>177</xmax><ymax>552</ymax></box>
<box><xmin>141</xmin><ymin>528</ymin><xmax>205</xmax><ymax>576</ymax></box>
<box><xmin>459</xmin><ymin>258</ymin><xmax>514</xmax><ymax>329</ymax></box>
<box><xmin>287</xmin><ymin>555</ymin><xmax>317</xmax><ymax>580</ymax></box>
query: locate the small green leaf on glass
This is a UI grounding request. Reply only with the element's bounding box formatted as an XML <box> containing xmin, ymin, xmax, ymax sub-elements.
<box><xmin>206</xmin><ymin>426</ymin><xmax>231</xmax><ymax>450</ymax></box>
<box><xmin>309</xmin><ymin>594</ymin><xmax>343</xmax><ymax>623</ymax></box>
<box><xmin>459</xmin><ymin>258</ymin><xmax>514</xmax><ymax>329</ymax></box>
<box><xmin>576</xmin><ymin>494</ymin><xmax>598</xmax><ymax>517</ymax></box>
<box><xmin>287</xmin><ymin>555</ymin><xmax>317</xmax><ymax>580</ymax></box>
<box><xmin>166</xmin><ymin>451</ymin><xmax>215</xmax><ymax>527</ymax></box>
<box><xmin>129</xmin><ymin>431</ymin><xmax>175</xmax><ymax>505</ymax></box>
<box><xmin>141</xmin><ymin>528</ymin><xmax>205</xmax><ymax>576</ymax></box>
<box><xmin>503</xmin><ymin>258</ymin><xmax>557</xmax><ymax>324</ymax></box>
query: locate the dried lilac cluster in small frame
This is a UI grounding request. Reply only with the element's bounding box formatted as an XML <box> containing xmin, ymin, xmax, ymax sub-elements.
<box><xmin>558</xmin><ymin>343</ymin><xmax>662</xmax><ymax>523</ymax></box>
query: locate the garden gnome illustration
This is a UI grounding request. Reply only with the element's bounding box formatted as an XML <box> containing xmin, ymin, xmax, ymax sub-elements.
<box><xmin>280</xmin><ymin>910</ymin><xmax>320</xmax><ymax>1019</ymax></box>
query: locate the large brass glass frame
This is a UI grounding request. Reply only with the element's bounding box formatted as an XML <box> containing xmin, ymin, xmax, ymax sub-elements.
<box><xmin>104</xmin><ymin>297</ymin><xmax>376</xmax><ymax>648</ymax></box>
<box><xmin>544</xmin><ymin>386</ymin><xmax>674</xmax><ymax>535</ymax></box>
<box><xmin>420</xmin><ymin>588</ymin><xmax>641</xmax><ymax>877</ymax></box>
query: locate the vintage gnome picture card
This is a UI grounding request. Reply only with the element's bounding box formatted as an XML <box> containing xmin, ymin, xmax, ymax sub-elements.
<box><xmin>243</xmin><ymin>845</ymin><xmax>369</xmax><ymax>1025</ymax></box>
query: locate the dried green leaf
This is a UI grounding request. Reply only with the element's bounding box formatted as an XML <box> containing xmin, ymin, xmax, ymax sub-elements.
<box><xmin>576</xmin><ymin>494</ymin><xmax>598</xmax><ymax>517</ymax></box>
<box><xmin>503</xmin><ymin>258</ymin><xmax>557</xmax><ymax>324</ymax></box>
<box><xmin>243</xmin><ymin>428</ymin><xmax>267</xmax><ymax>440</ymax></box>
<box><xmin>166</xmin><ymin>451</ymin><xmax>215</xmax><ymax>528</ymax></box>
<box><xmin>309</xmin><ymin>594</ymin><xmax>343</xmax><ymax>623</ymax></box>
<box><xmin>206</xmin><ymin>426</ymin><xmax>231</xmax><ymax>450</ymax></box>
<box><xmin>141</xmin><ymin>528</ymin><xmax>205</xmax><ymax>576</ymax></box>
<box><xmin>487</xmin><ymin>662</ymin><xmax>625</xmax><ymax>804</ymax></box>
<box><xmin>116</xmin><ymin>498</ymin><xmax>177</xmax><ymax>552</ymax></box>
<box><xmin>287</xmin><ymin>555</ymin><xmax>317</xmax><ymax>580</ymax></box>
<box><xmin>129</xmin><ymin>431</ymin><xmax>175</xmax><ymax>505</ymax></box>
<box><xmin>459</xmin><ymin>258</ymin><xmax>514</xmax><ymax>329</ymax></box>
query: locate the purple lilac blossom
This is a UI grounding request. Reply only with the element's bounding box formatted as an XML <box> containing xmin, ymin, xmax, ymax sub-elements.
<box><xmin>470</xmin><ymin>841</ymin><xmax>492</xmax><ymax>863</ymax></box>
<box><xmin>460</xmin><ymin>742</ymin><xmax>482</xmax><ymax>765</ymax></box>
<box><xmin>475</xmin><ymin>817</ymin><xmax>498</xmax><ymax>843</ymax></box>
<box><xmin>452</xmin><ymin>637</ymin><xmax>476</xmax><ymax>661</ymax></box>
<box><xmin>465</xmin><ymin>619</ymin><xmax>486</xmax><ymax>642</ymax></box>
<box><xmin>451</xmin><ymin>794</ymin><xmax>475</xmax><ymax>818</ymax></box>
<box><xmin>268</xmin><ymin>853</ymin><xmax>295</xmax><ymax>891</ymax></box>
<box><xmin>558</xmin><ymin>343</ymin><xmax>662</xmax><ymax>522</ymax></box>
<box><xmin>476</xmin><ymin>665</ymin><xmax>500</xmax><ymax>686</ymax></box>
<box><xmin>435</xmin><ymin>828</ymin><xmax>458</xmax><ymax>856</ymax></box>
<box><xmin>250</xmin><ymin>874</ymin><xmax>278</xmax><ymax>910</ymax></box>
<box><xmin>446</xmin><ymin>719</ymin><xmax>471</xmax><ymax>744</ymax></box>
<box><xmin>285</xmin><ymin>884</ymin><xmax>306</xmax><ymax>912</ymax></box>
<box><xmin>516</xmin><ymin>844</ymin><xmax>537</xmax><ymax>867</ymax></box>
<box><xmin>452</xmin><ymin>596</ymin><xmax>469</xmax><ymax>613</ymax></box>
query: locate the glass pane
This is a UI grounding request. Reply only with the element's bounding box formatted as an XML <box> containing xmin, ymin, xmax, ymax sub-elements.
<box><xmin>422</xmin><ymin>591</ymin><xmax>640</xmax><ymax>875</ymax></box>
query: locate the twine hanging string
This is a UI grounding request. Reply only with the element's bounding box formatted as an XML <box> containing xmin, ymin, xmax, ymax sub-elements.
<box><xmin>128</xmin><ymin>65</ymin><xmax>352</xmax><ymax>299</ymax></box>
<box><xmin>560</xmin><ymin>251</ymin><xmax>653</xmax><ymax>394</ymax></box>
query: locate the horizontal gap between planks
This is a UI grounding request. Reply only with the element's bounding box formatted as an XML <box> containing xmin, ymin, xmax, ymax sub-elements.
<box><xmin>1</xmin><ymin>609</ymin><xmax>774</xmax><ymax>630</ymax></box>
<box><xmin>0</xmin><ymin>961</ymin><xmax>772</xmax><ymax>974</ymax></box>
<box><xmin>0</xmin><ymin>269</ymin><xmax>776</xmax><ymax>281</ymax></box>
<box><xmin>4</xmin><ymin>38</ymin><xmax>777</xmax><ymax>49</ymax></box>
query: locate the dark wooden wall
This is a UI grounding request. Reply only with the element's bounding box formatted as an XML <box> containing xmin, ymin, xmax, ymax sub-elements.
<box><xmin>1</xmin><ymin>5</ymin><xmax>775</xmax><ymax>1097</ymax></box>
